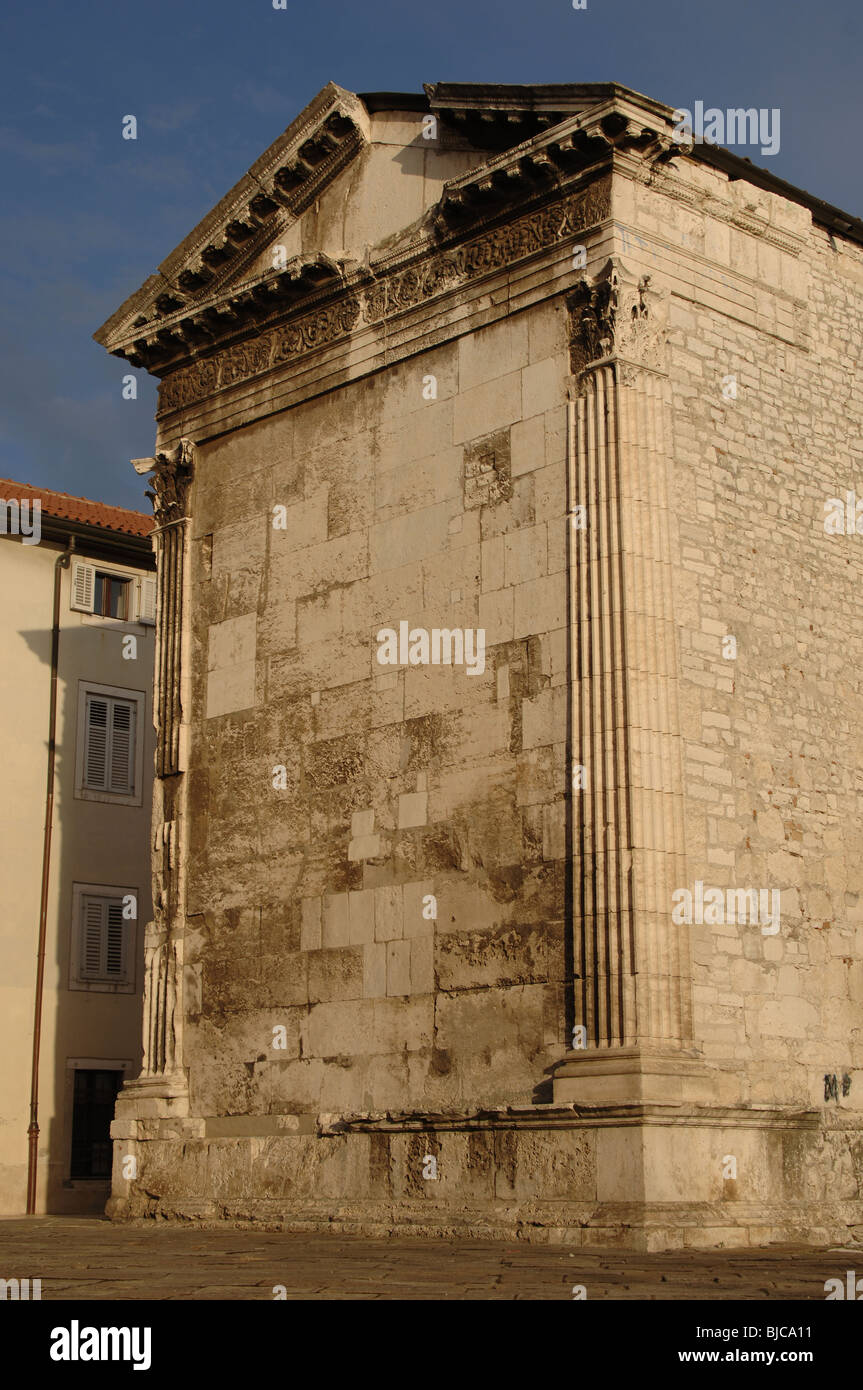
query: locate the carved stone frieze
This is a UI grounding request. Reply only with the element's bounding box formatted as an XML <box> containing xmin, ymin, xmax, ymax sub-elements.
<box><xmin>158</xmin><ymin>179</ymin><xmax>611</xmax><ymax>415</ymax></box>
<box><xmin>272</xmin><ymin>295</ymin><xmax>361</xmax><ymax>361</ymax></box>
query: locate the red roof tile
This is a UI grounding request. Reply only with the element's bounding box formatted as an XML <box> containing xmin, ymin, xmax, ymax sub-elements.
<box><xmin>0</xmin><ymin>478</ymin><xmax>153</xmax><ymax>538</ymax></box>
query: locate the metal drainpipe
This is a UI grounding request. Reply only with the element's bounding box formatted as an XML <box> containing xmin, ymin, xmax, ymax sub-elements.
<box><xmin>26</xmin><ymin>534</ymin><xmax>75</xmax><ymax>1214</ymax></box>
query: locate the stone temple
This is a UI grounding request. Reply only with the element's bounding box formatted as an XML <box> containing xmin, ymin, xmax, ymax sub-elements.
<box><xmin>95</xmin><ymin>82</ymin><xmax>863</xmax><ymax>1250</ymax></box>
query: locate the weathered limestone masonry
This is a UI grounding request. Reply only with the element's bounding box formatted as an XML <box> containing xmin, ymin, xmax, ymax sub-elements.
<box><xmin>96</xmin><ymin>82</ymin><xmax>863</xmax><ymax>1250</ymax></box>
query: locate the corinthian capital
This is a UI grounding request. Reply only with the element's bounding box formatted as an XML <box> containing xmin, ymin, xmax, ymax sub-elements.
<box><xmin>566</xmin><ymin>259</ymin><xmax>667</xmax><ymax>375</ymax></box>
<box><xmin>132</xmin><ymin>437</ymin><xmax>196</xmax><ymax>526</ymax></box>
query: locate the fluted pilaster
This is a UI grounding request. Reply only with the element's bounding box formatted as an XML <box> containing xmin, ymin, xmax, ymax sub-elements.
<box><xmin>555</xmin><ymin>261</ymin><xmax>702</xmax><ymax>1104</ymax></box>
<box><xmin>126</xmin><ymin>438</ymin><xmax>195</xmax><ymax>1101</ymax></box>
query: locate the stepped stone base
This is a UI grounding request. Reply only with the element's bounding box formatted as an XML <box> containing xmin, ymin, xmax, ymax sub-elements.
<box><xmin>109</xmin><ymin>1101</ymin><xmax>863</xmax><ymax>1252</ymax></box>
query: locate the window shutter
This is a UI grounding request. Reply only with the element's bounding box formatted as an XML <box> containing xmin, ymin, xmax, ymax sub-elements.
<box><xmin>71</xmin><ymin>562</ymin><xmax>95</xmax><ymax>613</ymax></box>
<box><xmin>84</xmin><ymin>696</ymin><xmax>109</xmax><ymax>790</ymax></box>
<box><xmin>83</xmin><ymin>693</ymin><xmax>135</xmax><ymax>795</ymax></box>
<box><xmin>108</xmin><ymin>700</ymin><xmax>135</xmax><ymax>794</ymax></box>
<box><xmin>105</xmin><ymin>902</ymin><xmax>125</xmax><ymax>977</ymax></box>
<box><xmin>79</xmin><ymin>895</ymin><xmax>127</xmax><ymax>983</ymax></box>
<box><xmin>138</xmin><ymin>576</ymin><xmax>157</xmax><ymax>625</ymax></box>
<box><xmin>81</xmin><ymin>897</ymin><xmax>105</xmax><ymax>978</ymax></box>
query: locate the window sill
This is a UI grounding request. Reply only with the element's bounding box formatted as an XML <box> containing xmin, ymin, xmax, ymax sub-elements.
<box><xmin>73</xmin><ymin>787</ymin><xmax>142</xmax><ymax>808</ymax></box>
<box><xmin>79</xmin><ymin>615</ymin><xmax>152</xmax><ymax>631</ymax></box>
<box><xmin>68</xmin><ymin>979</ymin><xmax>136</xmax><ymax>994</ymax></box>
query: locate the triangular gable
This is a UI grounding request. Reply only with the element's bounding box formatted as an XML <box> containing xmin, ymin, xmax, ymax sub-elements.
<box><xmin>94</xmin><ymin>82</ymin><xmax>370</xmax><ymax>367</ymax></box>
<box><xmin>95</xmin><ymin>84</ymin><xmax>679</xmax><ymax>378</ymax></box>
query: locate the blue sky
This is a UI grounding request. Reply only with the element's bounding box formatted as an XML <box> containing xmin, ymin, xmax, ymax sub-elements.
<box><xmin>0</xmin><ymin>0</ymin><xmax>859</xmax><ymax>510</ymax></box>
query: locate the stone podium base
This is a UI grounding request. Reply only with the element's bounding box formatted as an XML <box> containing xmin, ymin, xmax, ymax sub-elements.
<box><xmin>107</xmin><ymin>1099</ymin><xmax>863</xmax><ymax>1251</ymax></box>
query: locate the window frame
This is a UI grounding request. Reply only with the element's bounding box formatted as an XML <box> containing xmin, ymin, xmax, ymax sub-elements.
<box><xmin>74</xmin><ymin>680</ymin><xmax>146</xmax><ymax>807</ymax></box>
<box><xmin>82</xmin><ymin>690</ymin><xmax>136</xmax><ymax>797</ymax></box>
<box><xmin>69</xmin><ymin>882</ymin><xmax>138</xmax><ymax>993</ymax></box>
<box><xmin>93</xmin><ymin>570</ymin><xmax>131</xmax><ymax>620</ymax></box>
<box><xmin>70</xmin><ymin>560</ymin><xmax>156</xmax><ymax>626</ymax></box>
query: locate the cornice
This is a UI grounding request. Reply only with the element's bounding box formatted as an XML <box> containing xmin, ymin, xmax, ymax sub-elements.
<box><xmin>13</xmin><ymin>518</ymin><xmax>155</xmax><ymax>565</ymax></box>
<box><xmin>105</xmin><ymin>81</ymin><xmax>856</xmax><ymax>384</ymax></box>
<box><xmin>96</xmin><ymin>82</ymin><xmax>863</xmax><ymax>378</ymax></box>
<box><xmin>430</xmin><ymin>97</ymin><xmax>675</xmax><ymax>235</ymax></box>
<box><xmin>691</xmin><ymin>139</ymin><xmax>863</xmax><ymax>248</ymax></box>
<box><xmin>424</xmin><ymin>80</ymin><xmax>676</xmax><ymax>152</ymax></box>
<box><xmin>97</xmin><ymin>79</ymin><xmax>860</xmax><ymax>453</ymax></box>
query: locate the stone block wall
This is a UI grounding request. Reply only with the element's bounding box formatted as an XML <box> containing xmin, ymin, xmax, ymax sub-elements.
<box><xmin>615</xmin><ymin>165</ymin><xmax>863</xmax><ymax>1112</ymax></box>
<box><xmin>182</xmin><ymin>298</ymin><xmax>573</xmax><ymax>1118</ymax></box>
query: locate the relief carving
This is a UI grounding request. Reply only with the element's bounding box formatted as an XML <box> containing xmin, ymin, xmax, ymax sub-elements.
<box><xmin>463</xmin><ymin>428</ymin><xmax>512</xmax><ymax>509</ymax></box>
<box><xmin>274</xmin><ymin>295</ymin><xmax>360</xmax><ymax>360</ymax></box>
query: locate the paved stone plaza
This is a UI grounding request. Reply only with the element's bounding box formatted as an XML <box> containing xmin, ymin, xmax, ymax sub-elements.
<box><xmin>0</xmin><ymin>1218</ymin><xmax>857</xmax><ymax>1299</ymax></box>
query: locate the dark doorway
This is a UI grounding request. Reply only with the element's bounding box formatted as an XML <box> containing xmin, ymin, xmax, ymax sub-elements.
<box><xmin>69</xmin><ymin>1068</ymin><xmax>123</xmax><ymax>1179</ymax></box>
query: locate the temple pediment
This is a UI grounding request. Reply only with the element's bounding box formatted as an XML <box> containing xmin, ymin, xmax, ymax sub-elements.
<box><xmin>95</xmin><ymin>80</ymin><xmax>861</xmax><ymax>389</ymax></box>
<box><xmin>94</xmin><ymin>83</ymin><xmax>684</xmax><ymax>379</ymax></box>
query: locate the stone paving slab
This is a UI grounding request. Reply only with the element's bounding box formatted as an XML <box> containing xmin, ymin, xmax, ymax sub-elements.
<box><xmin>0</xmin><ymin>1217</ymin><xmax>859</xmax><ymax>1300</ymax></box>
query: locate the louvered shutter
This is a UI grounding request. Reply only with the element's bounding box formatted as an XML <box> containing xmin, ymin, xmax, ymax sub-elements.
<box><xmin>84</xmin><ymin>696</ymin><xmax>109</xmax><ymax>790</ymax></box>
<box><xmin>83</xmin><ymin>694</ymin><xmax>135</xmax><ymax>795</ymax></box>
<box><xmin>71</xmin><ymin>562</ymin><xmax>95</xmax><ymax>613</ymax></box>
<box><xmin>81</xmin><ymin>897</ymin><xmax>105</xmax><ymax>978</ymax></box>
<box><xmin>105</xmin><ymin>902</ymin><xmax>125</xmax><ymax>977</ymax></box>
<box><xmin>138</xmin><ymin>576</ymin><xmax>156</xmax><ymax>625</ymax></box>
<box><xmin>108</xmin><ymin>700</ymin><xmax>135</xmax><ymax>794</ymax></box>
<box><xmin>79</xmin><ymin>896</ymin><xmax>127</xmax><ymax>983</ymax></box>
